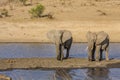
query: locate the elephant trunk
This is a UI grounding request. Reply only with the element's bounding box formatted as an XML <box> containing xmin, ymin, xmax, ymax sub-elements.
<box><xmin>88</xmin><ymin>41</ymin><xmax>95</xmax><ymax>61</ymax></box>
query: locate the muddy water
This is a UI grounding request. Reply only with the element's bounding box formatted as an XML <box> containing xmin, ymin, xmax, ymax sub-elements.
<box><xmin>0</xmin><ymin>43</ymin><xmax>119</xmax><ymax>80</ymax></box>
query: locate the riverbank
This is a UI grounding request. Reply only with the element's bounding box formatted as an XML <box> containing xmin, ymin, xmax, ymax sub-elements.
<box><xmin>0</xmin><ymin>20</ymin><xmax>119</xmax><ymax>42</ymax></box>
<box><xmin>0</xmin><ymin>58</ymin><xmax>120</xmax><ymax>70</ymax></box>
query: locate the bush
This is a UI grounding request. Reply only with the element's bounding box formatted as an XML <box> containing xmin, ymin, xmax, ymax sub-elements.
<box><xmin>19</xmin><ymin>0</ymin><xmax>27</xmax><ymax>5</ymax></box>
<box><xmin>29</xmin><ymin>4</ymin><xmax>45</xmax><ymax>18</ymax></box>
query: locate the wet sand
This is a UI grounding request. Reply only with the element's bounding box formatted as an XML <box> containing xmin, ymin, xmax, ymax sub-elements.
<box><xmin>0</xmin><ymin>58</ymin><xmax>120</xmax><ymax>70</ymax></box>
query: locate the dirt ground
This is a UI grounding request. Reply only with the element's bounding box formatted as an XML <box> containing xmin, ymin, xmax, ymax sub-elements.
<box><xmin>0</xmin><ymin>0</ymin><xmax>120</xmax><ymax>42</ymax></box>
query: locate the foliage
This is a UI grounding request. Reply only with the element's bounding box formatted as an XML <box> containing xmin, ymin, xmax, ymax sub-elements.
<box><xmin>29</xmin><ymin>4</ymin><xmax>45</xmax><ymax>18</ymax></box>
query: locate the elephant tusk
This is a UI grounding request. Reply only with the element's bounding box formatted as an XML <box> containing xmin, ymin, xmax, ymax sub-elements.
<box><xmin>85</xmin><ymin>47</ymin><xmax>88</xmax><ymax>51</ymax></box>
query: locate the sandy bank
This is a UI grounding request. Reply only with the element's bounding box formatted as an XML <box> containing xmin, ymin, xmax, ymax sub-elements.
<box><xmin>0</xmin><ymin>58</ymin><xmax>119</xmax><ymax>70</ymax></box>
<box><xmin>0</xmin><ymin>21</ymin><xmax>119</xmax><ymax>42</ymax></box>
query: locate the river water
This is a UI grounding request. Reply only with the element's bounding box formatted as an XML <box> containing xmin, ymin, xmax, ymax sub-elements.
<box><xmin>0</xmin><ymin>43</ymin><xmax>119</xmax><ymax>80</ymax></box>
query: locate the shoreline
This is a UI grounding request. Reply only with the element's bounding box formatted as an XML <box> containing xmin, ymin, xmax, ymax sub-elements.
<box><xmin>0</xmin><ymin>58</ymin><xmax>120</xmax><ymax>70</ymax></box>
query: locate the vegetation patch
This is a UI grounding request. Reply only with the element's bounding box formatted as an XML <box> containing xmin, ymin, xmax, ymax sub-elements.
<box><xmin>29</xmin><ymin>4</ymin><xmax>45</xmax><ymax>18</ymax></box>
<box><xmin>29</xmin><ymin>4</ymin><xmax>54</xmax><ymax>19</ymax></box>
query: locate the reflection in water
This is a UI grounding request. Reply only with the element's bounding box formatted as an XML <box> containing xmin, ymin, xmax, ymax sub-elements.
<box><xmin>0</xmin><ymin>68</ymin><xmax>120</xmax><ymax>80</ymax></box>
<box><xmin>85</xmin><ymin>68</ymin><xmax>112</xmax><ymax>80</ymax></box>
<box><xmin>52</xmin><ymin>69</ymin><xmax>72</xmax><ymax>80</ymax></box>
<box><xmin>52</xmin><ymin>68</ymin><xmax>113</xmax><ymax>80</ymax></box>
<box><xmin>0</xmin><ymin>69</ymin><xmax>55</xmax><ymax>80</ymax></box>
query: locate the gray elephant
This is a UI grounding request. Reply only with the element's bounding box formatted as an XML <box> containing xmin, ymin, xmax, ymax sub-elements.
<box><xmin>47</xmin><ymin>30</ymin><xmax>72</xmax><ymax>61</ymax></box>
<box><xmin>86</xmin><ymin>31</ymin><xmax>109</xmax><ymax>61</ymax></box>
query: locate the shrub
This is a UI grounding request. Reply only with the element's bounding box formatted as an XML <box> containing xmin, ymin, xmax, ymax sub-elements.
<box><xmin>29</xmin><ymin>4</ymin><xmax>45</xmax><ymax>18</ymax></box>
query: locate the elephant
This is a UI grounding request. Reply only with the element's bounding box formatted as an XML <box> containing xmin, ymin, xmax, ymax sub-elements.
<box><xmin>86</xmin><ymin>31</ymin><xmax>109</xmax><ymax>61</ymax></box>
<box><xmin>47</xmin><ymin>30</ymin><xmax>73</xmax><ymax>61</ymax></box>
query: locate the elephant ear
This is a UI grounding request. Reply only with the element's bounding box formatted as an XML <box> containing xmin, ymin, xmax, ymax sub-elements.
<box><xmin>47</xmin><ymin>30</ymin><xmax>62</xmax><ymax>44</ymax></box>
<box><xmin>47</xmin><ymin>30</ymin><xmax>56</xmax><ymax>43</ymax></box>
<box><xmin>62</xmin><ymin>30</ymin><xmax>72</xmax><ymax>43</ymax></box>
<box><xmin>96</xmin><ymin>31</ymin><xmax>108</xmax><ymax>45</ymax></box>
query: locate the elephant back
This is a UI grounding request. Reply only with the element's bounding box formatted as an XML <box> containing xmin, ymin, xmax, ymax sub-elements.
<box><xmin>96</xmin><ymin>31</ymin><xmax>108</xmax><ymax>45</ymax></box>
<box><xmin>61</xmin><ymin>30</ymin><xmax>72</xmax><ymax>43</ymax></box>
<box><xmin>47</xmin><ymin>30</ymin><xmax>62</xmax><ymax>43</ymax></box>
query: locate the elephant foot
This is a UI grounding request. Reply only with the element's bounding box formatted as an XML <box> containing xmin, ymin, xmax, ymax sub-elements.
<box><xmin>65</xmin><ymin>53</ymin><xmax>69</xmax><ymax>59</ymax></box>
<box><xmin>88</xmin><ymin>59</ymin><xmax>91</xmax><ymax>61</ymax></box>
<box><xmin>88</xmin><ymin>57</ymin><xmax>95</xmax><ymax>61</ymax></box>
<box><xmin>64</xmin><ymin>56</ymin><xmax>69</xmax><ymax>59</ymax></box>
<box><xmin>57</xmin><ymin>55</ymin><xmax>64</xmax><ymax>61</ymax></box>
<box><xmin>106</xmin><ymin>58</ymin><xmax>109</xmax><ymax>61</ymax></box>
<box><xmin>57</xmin><ymin>55</ymin><xmax>61</xmax><ymax>61</ymax></box>
<box><xmin>95</xmin><ymin>59</ymin><xmax>100</xmax><ymax>62</ymax></box>
<box><xmin>60</xmin><ymin>54</ymin><xmax>64</xmax><ymax>61</ymax></box>
<box><xmin>88</xmin><ymin>59</ymin><xmax>93</xmax><ymax>61</ymax></box>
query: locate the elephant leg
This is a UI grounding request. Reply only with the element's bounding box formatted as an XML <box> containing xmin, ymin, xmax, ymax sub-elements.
<box><xmin>100</xmin><ymin>49</ymin><xmax>103</xmax><ymax>61</ymax></box>
<box><xmin>92</xmin><ymin>51</ymin><xmax>95</xmax><ymax>61</ymax></box>
<box><xmin>95</xmin><ymin>46</ymin><xmax>101</xmax><ymax>61</ymax></box>
<box><xmin>88</xmin><ymin>47</ymin><xmax>93</xmax><ymax>61</ymax></box>
<box><xmin>92</xmin><ymin>44</ymin><xmax>96</xmax><ymax>61</ymax></box>
<box><xmin>105</xmin><ymin>47</ymin><xmax>109</xmax><ymax>61</ymax></box>
<box><xmin>56</xmin><ymin>44</ymin><xmax>64</xmax><ymax>61</ymax></box>
<box><xmin>56</xmin><ymin>44</ymin><xmax>61</xmax><ymax>60</ymax></box>
<box><xmin>65</xmin><ymin>48</ymin><xmax>69</xmax><ymax>59</ymax></box>
<box><xmin>64</xmin><ymin>39</ymin><xmax>72</xmax><ymax>59</ymax></box>
<box><xmin>60</xmin><ymin>45</ymin><xmax>64</xmax><ymax>61</ymax></box>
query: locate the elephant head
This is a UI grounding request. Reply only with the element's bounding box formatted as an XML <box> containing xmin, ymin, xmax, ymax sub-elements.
<box><xmin>47</xmin><ymin>30</ymin><xmax>62</xmax><ymax>44</ymax></box>
<box><xmin>47</xmin><ymin>30</ymin><xmax>72</xmax><ymax>61</ymax></box>
<box><xmin>86</xmin><ymin>31</ymin><xmax>96</xmax><ymax>50</ymax></box>
<box><xmin>47</xmin><ymin>30</ymin><xmax>72</xmax><ymax>44</ymax></box>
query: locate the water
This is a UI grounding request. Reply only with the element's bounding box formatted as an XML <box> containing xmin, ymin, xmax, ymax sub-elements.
<box><xmin>0</xmin><ymin>68</ymin><xmax>120</xmax><ymax>80</ymax></box>
<box><xmin>0</xmin><ymin>43</ymin><xmax>119</xmax><ymax>80</ymax></box>
<box><xmin>0</xmin><ymin>43</ymin><xmax>119</xmax><ymax>59</ymax></box>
